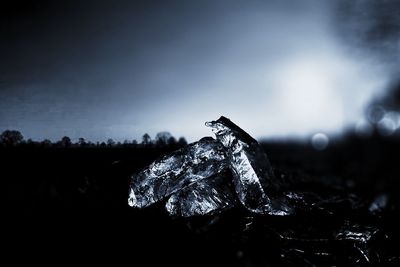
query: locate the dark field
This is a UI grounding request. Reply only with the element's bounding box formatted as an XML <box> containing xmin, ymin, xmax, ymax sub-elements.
<box><xmin>3</xmin><ymin>134</ymin><xmax>400</xmax><ymax>266</ymax></box>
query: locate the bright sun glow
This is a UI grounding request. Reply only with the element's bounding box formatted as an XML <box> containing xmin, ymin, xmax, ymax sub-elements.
<box><xmin>273</xmin><ymin>59</ymin><xmax>344</xmax><ymax>134</ymax></box>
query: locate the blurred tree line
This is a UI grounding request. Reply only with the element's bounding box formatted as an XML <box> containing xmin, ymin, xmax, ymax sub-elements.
<box><xmin>0</xmin><ymin>130</ymin><xmax>187</xmax><ymax>148</ymax></box>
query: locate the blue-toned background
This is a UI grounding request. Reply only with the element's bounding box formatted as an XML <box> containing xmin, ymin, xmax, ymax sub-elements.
<box><xmin>0</xmin><ymin>0</ymin><xmax>399</xmax><ymax>142</ymax></box>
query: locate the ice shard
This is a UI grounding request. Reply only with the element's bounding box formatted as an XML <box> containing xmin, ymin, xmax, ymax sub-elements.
<box><xmin>128</xmin><ymin>137</ymin><xmax>228</xmax><ymax>208</ymax></box>
<box><xmin>206</xmin><ymin>116</ymin><xmax>293</xmax><ymax>215</ymax></box>
<box><xmin>334</xmin><ymin>223</ymin><xmax>381</xmax><ymax>264</ymax></box>
<box><xmin>369</xmin><ymin>194</ymin><xmax>389</xmax><ymax>215</ymax></box>
<box><xmin>165</xmin><ymin>171</ymin><xmax>236</xmax><ymax>217</ymax></box>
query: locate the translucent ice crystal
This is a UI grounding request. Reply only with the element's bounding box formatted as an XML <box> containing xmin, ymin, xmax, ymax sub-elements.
<box><xmin>128</xmin><ymin>137</ymin><xmax>228</xmax><ymax>208</ymax></box>
<box><xmin>129</xmin><ymin>116</ymin><xmax>292</xmax><ymax>217</ymax></box>
<box><xmin>165</xmin><ymin>171</ymin><xmax>236</xmax><ymax>217</ymax></box>
<box><xmin>206</xmin><ymin>116</ymin><xmax>293</xmax><ymax>215</ymax></box>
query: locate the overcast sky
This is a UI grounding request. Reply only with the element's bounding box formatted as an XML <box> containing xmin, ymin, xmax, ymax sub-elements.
<box><xmin>0</xmin><ymin>0</ymin><xmax>399</xmax><ymax>142</ymax></box>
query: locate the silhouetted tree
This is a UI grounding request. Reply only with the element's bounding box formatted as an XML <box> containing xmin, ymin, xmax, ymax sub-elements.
<box><xmin>0</xmin><ymin>130</ymin><xmax>24</xmax><ymax>146</ymax></box>
<box><xmin>60</xmin><ymin>136</ymin><xmax>72</xmax><ymax>147</ymax></box>
<box><xmin>155</xmin><ymin>132</ymin><xmax>172</xmax><ymax>146</ymax></box>
<box><xmin>142</xmin><ymin>133</ymin><xmax>151</xmax><ymax>145</ymax></box>
<box><xmin>78</xmin><ymin>138</ymin><xmax>87</xmax><ymax>147</ymax></box>
<box><xmin>132</xmin><ymin>140</ymin><xmax>138</xmax><ymax>145</ymax></box>
<box><xmin>167</xmin><ymin>136</ymin><xmax>177</xmax><ymax>146</ymax></box>
<box><xmin>107</xmin><ymin>138</ymin><xmax>115</xmax><ymax>147</ymax></box>
<box><xmin>87</xmin><ymin>141</ymin><xmax>95</xmax><ymax>147</ymax></box>
<box><xmin>178</xmin><ymin>137</ymin><xmax>188</xmax><ymax>146</ymax></box>
<box><xmin>41</xmin><ymin>139</ymin><xmax>52</xmax><ymax>147</ymax></box>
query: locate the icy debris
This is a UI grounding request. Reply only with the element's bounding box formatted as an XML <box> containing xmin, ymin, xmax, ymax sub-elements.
<box><xmin>128</xmin><ymin>137</ymin><xmax>227</xmax><ymax>208</ymax></box>
<box><xmin>335</xmin><ymin>224</ymin><xmax>379</xmax><ymax>244</ymax></box>
<box><xmin>206</xmin><ymin>116</ymin><xmax>293</xmax><ymax>215</ymax></box>
<box><xmin>129</xmin><ymin>116</ymin><xmax>292</xmax><ymax>216</ymax></box>
<box><xmin>369</xmin><ymin>194</ymin><xmax>389</xmax><ymax>215</ymax></box>
<box><xmin>165</xmin><ymin>171</ymin><xmax>236</xmax><ymax>217</ymax></box>
<box><xmin>334</xmin><ymin>223</ymin><xmax>382</xmax><ymax>264</ymax></box>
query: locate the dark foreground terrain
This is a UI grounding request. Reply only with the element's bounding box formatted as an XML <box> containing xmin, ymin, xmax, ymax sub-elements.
<box><xmin>3</xmin><ymin>134</ymin><xmax>400</xmax><ymax>266</ymax></box>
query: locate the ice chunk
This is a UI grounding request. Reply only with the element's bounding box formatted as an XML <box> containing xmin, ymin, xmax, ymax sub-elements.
<box><xmin>334</xmin><ymin>223</ymin><xmax>381</xmax><ymax>264</ymax></box>
<box><xmin>369</xmin><ymin>194</ymin><xmax>388</xmax><ymax>215</ymax></box>
<box><xmin>335</xmin><ymin>224</ymin><xmax>379</xmax><ymax>244</ymax></box>
<box><xmin>128</xmin><ymin>137</ymin><xmax>228</xmax><ymax>208</ymax></box>
<box><xmin>165</xmin><ymin>171</ymin><xmax>236</xmax><ymax>217</ymax></box>
<box><xmin>206</xmin><ymin>116</ymin><xmax>292</xmax><ymax>215</ymax></box>
<box><xmin>128</xmin><ymin>116</ymin><xmax>293</xmax><ymax>217</ymax></box>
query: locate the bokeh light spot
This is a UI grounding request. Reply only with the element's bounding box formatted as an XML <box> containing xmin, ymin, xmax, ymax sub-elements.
<box><xmin>311</xmin><ymin>133</ymin><xmax>329</xmax><ymax>150</ymax></box>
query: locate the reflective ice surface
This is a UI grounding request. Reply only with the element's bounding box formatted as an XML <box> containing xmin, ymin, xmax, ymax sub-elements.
<box><xmin>165</xmin><ymin>171</ymin><xmax>236</xmax><ymax>217</ymax></box>
<box><xmin>125</xmin><ymin>116</ymin><xmax>398</xmax><ymax>265</ymax></box>
<box><xmin>128</xmin><ymin>137</ymin><xmax>227</xmax><ymax>208</ymax></box>
<box><xmin>129</xmin><ymin>116</ymin><xmax>295</xmax><ymax>216</ymax></box>
<box><xmin>206</xmin><ymin>116</ymin><xmax>293</xmax><ymax>215</ymax></box>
